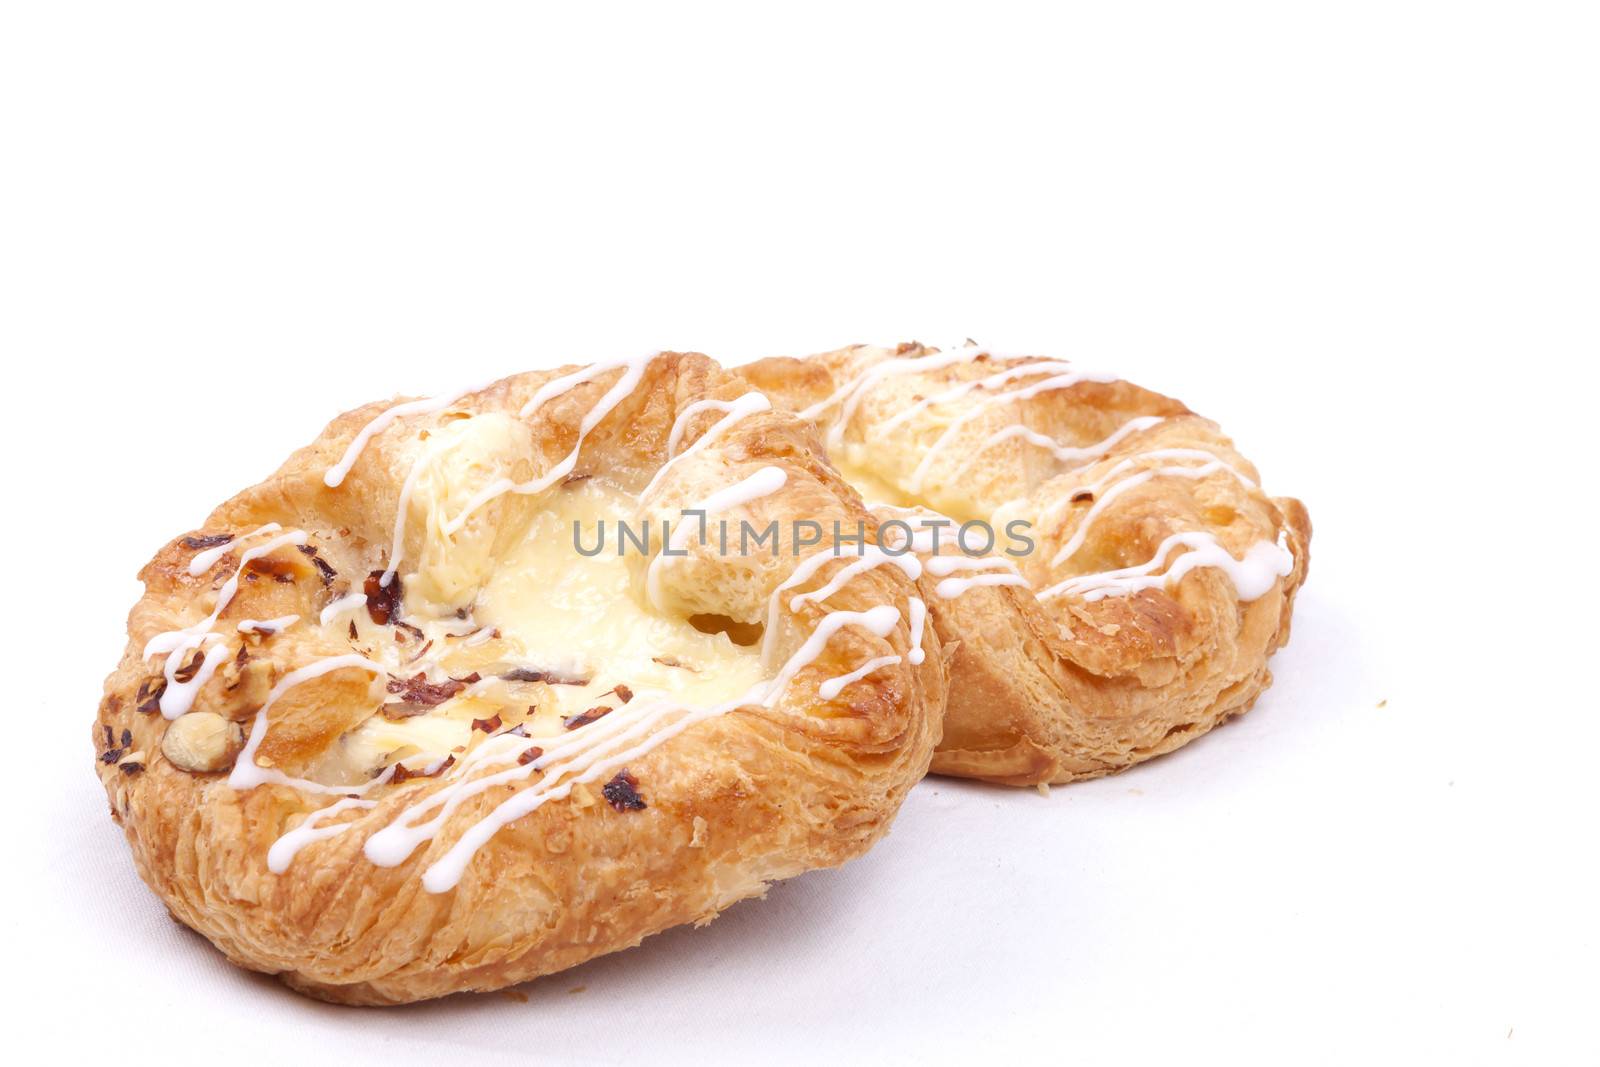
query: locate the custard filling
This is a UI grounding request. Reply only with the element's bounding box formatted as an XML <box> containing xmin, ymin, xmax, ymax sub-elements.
<box><xmin>307</xmin><ymin>479</ymin><xmax>767</xmax><ymax>787</ymax></box>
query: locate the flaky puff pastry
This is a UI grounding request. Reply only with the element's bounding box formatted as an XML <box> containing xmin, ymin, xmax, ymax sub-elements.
<box><xmin>93</xmin><ymin>352</ymin><xmax>943</xmax><ymax>1004</ymax></box>
<box><xmin>738</xmin><ymin>344</ymin><xmax>1311</xmax><ymax>786</ymax></box>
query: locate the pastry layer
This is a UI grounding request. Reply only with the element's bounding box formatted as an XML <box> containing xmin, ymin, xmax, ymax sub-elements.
<box><xmin>94</xmin><ymin>351</ymin><xmax>943</xmax><ymax>1003</ymax></box>
<box><xmin>739</xmin><ymin>342</ymin><xmax>1311</xmax><ymax>786</ymax></box>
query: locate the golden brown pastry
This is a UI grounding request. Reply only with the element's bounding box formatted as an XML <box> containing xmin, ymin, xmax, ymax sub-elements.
<box><xmin>737</xmin><ymin>343</ymin><xmax>1311</xmax><ymax>786</ymax></box>
<box><xmin>93</xmin><ymin>351</ymin><xmax>943</xmax><ymax>1004</ymax></box>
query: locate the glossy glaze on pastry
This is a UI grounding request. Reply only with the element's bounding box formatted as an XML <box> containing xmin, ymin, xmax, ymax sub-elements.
<box><xmin>93</xmin><ymin>352</ymin><xmax>944</xmax><ymax>1004</ymax></box>
<box><xmin>738</xmin><ymin>342</ymin><xmax>1311</xmax><ymax>786</ymax></box>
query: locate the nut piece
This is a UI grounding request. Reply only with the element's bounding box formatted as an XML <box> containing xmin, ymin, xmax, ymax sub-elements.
<box><xmin>161</xmin><ymin>712</ymin><xmax>245</xmax><ymax>773</ymax></box>
<box><xmin>215</xmin><ymin>647</ymin><xmax>276</xmax><ymax>721</ymax></box>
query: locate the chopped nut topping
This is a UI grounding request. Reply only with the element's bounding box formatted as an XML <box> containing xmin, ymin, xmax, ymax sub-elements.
<box><xmin>385</xmin><ymin>672</ymin><xmax>469</xmax><ymax>707</ymax></box>
<box><xmin>613</xmin><ymin>684</ymin><xmax>633</xmax><ymax>704</ymax></box>
<box><xmin>172</xmin><ymin>648</ymin><xmax>206</xmax><ymax>684</ymax></box>
<box><xmin>501</xmin><ymin>666</ymin><xmax>590</xmax><ymax>686</ymax></box>
<box><xmin>135</xmin><ymin>677</ymin><xmax>167</xmax><ymax>714</ymax></box>
<box><xmin>470</xmin><ymin>714</ymin><xmax>502</xmax><ymax>733</ymax></box>
<box><xmin>517</xmin><ymin>746</ymin><xmax>544</xmax><ymax>766</ymax></box>
<box><xmin>182</xmin><ymin>533</ymin><xmax>234</xmax><ymax>550</ymax></box>
<box><xmin>364</xmin><ymin>570</ymin><xmax>403</xmax><ymax>625</ymax></box>
<box><xmin>296</xmin><ymin>544</ymin><xmax>337</xmax><ymax>585</ymax></box>
<box><xmin>381</xmin><ymin>702</ymin><xmax>430</xmax><ymax>719</ymax></box>
<box><xmin>390</xmin><ymin>755</ymin><xmax>455</xmax><ymax>784</ymax></box>
<box><xmin>244</xmin><ymin>555</ymin><xmax>299</xmax><ymax>583</ymax></box>
<box><xmin>602</xmin><ymin>769</ymin><xmax>646</xmax><ymax>811</ymax></box>
<box><xmin>161</xmin><ymin>712</ymin><xmax>244</xmax><ymax>773</ymax></box>
<box><xmin>652</xmin><ymin>656</ymin><xmax>696</xmax><ymax>671</ymax></box>
<box><xmin>562</xmin><ymin>706</ymin><xmax>611</xmax><ymax>730</ymax></box>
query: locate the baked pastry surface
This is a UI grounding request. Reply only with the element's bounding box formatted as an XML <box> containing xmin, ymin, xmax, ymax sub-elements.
<box><xmin>738</xmin><ymin>343</ymin><xmax>1311</xmax><ymax>786</ymax></box>
<box><xmin>93</xmin><ymin>352</ymin><xmax>943</xmax><ymax>1004</ymax></box>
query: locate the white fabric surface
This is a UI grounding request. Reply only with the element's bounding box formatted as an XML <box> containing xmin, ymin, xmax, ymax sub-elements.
<box><xmin>6</xmin><ymin>2</ymin><xmax>1597</xmax><ymax>1061</ymax></box>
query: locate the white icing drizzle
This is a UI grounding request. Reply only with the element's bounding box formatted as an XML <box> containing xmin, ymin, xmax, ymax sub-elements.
<box><xmin>323</xmin><ymin>382</ymin><xmax>490</xmax><ymax>489</ymax></box>
<box><xmin>237</xmin><ymin>615</ymin><xmax>299</xmax><ymax>635</ymax></box>
<box><xmin>318</xmin><ymin>592</ymin><xmax>368</xmax><ymax>626</ymax></box>
<box><xmin>786</xmin><ymin>553</ymin><xmax>922</xmax><ymax>612</ymax></box>
<box><xmin>246</xmin><ymin>547</ymin><xmax>920</xmax><ymax>892</ymax></box>
<box><xmin>922</xmin><ymin>554</ymin><xmax>1030</xmax><ymax>599</ymax></box>
<box><xmin>410</xmin><ymin>697</ymin><xmax>728</xmax><ymax>892</ymax></box>
<box><xmin>801</xmin><ymin>346</ymin><xmax>991</xmax><ymax>450</ymax></box>
<box><xmin>229</xmin><ymin>655</ymin><xmax>392</xmax><ymax>794</ymax></box>
<box><xmin>644</xmin><ymin>465</ymin><xmax>789</xmax><ymax>611</ymax></box>
<box><xmin>362</xmin><ymin>695</ymin><xmax>671</xmax><ymax>872</ymax></box>
<box><xmin>460</xmin><ymin>625</ymin><xmax>498</xmax><ymax>647</ymax></box>
<box><xmin>378</xmin><ymin>709</ymin><xmax>686</xmax><ymax>886</ymax></box>
<box><xmin>953</xmin><ymin>414</ymin><xmax>1166</xmax><ymax>475</ymax></box>
<box><xmin>906</xmin><ymin>368</ymin><xmax>1118</xmax><ymax>492</ymax></box>
<box><xmin>760</xmin><ymin>545</ymin><xmax>923</xmax><ymax>667</ymax></box>
<box><xmin>1047</xmin><ymin>449</ymin><xmax>1257</xmax><ymax>567</ymax></box>
<box><xmin>924</xmin><ymin>555</ymin><xmax>1020</xmax><ymax>578</ymax></box>
<box><xmin>667</xmin><ymin>392</ymin><xmax>768</xmax><ymax>458</ymax></box>
<box><xmin>1038</xmin><ymin>531</ymin><xmax>1293</xmax><ymax>603</ymax></box>
<box><xmin>642</xmin><ymin>392</ymin><xmax>771</xmax><ymax>499</ymax></box>
<box><xmin>144</xmin><ymin>528</ymin><xmax>310</xmax><ymax>718</ymax></box>
<box><xmin>380</xmin><ymin>447</ymin><xmax>429</xmax><ymax>588</ymax></box>
<box><xmin>442</xmin><ymin>354</ymin><xmax>660</xmax><ymax>535</ymax></box>
<box><xmin>760</xmin><ymin>604</ymin><xmax>901</xmax><ymax>707</ymax></box>
<box><xmin>818</xmin><ymin>655</ymin><xmax>902</xmax><ymax>699</ymax></box>
<box><xmin>516</xmin><ymin>358</ymin><xmax>638</xmax><ymax>420</ymax></box>
<box><xmin>356</xmin><ymin>600</ymin><xmax>909</xmax><ymax>892</ymax></box>
<box><xmin>905</xmin><ymin>597</ymin><xmax>927</xmax><ymax>666</ymax></box>
<box><xmin>797</xmin><ymin>345</ymin><xmax>1126</xmax><ymax>495</ymax></box>
<box><xmin>188</xmin><ymin>523</ymin><xmax>281</xmax><ymax>576</ymax></box>
<box><xmin>266</xmin><ymin>796</ymin><xmax>377</xmax><ymax>873</ymax></box>
<box><xmin>935</xmin><ymin>572</ymin><xmax>1031</xmax><ymax>599</ymax></box>
<box><xmin>873</xmin><ymin>359</ymin><xmax>1079</xmax><ymax>437</ymax></box>
<box><xmin>160</xmin><ymin>639</ymin><xmax>230</xmax><ymax>719</ymax></box>
<box><xmin>425</xmin><ymin>614</ymin><xmax>484</xmax><ymax>638</ymax></box>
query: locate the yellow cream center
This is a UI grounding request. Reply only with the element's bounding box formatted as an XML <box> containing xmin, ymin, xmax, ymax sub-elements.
<box><xmin>310</xmin><ymin>479</ymin><xmax>768</xmax><ymax>784</ymax></box>
<box><xmin>475</xmin><ymin>481</ymin><xmax>769</xmax><ymax>714</ymax></box>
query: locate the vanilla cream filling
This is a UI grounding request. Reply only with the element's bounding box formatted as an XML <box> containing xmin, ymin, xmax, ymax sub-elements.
<box><xmin>305</xmin><ymin>478</ymin><xmax>768</xmax><ymax>787</ymax></box>
<box><xmin>475</xmin><ymin>481</ymin><xmax>769</xmax><ymax>716</ymax></box>
<box><xmin>833</xmin><ymin>450</ymin><xmax>920</xmax><ymax>513</ymax></box>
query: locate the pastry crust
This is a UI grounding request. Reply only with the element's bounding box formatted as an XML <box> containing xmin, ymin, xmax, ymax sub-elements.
<box><xmin>93</xmin><ymin>352</ymin><xmax>943</xmax><ymax>1004</ymax></box>
<box><xmin>738</xmin><ymin>343</ymin><xmax>1311</xmax><ymax>786</ymax></box>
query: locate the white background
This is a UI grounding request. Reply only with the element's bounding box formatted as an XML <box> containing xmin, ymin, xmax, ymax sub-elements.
<box><xmin>3</xmin><ymin>2</ymin><xmax>1596</xmax><ymax>1063</ymax></box>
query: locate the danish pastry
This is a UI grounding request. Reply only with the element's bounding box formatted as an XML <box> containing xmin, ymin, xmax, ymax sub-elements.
<box><xmin>93</xmin><ymin>351</ymin><xmax>943</xmax><ymax>1004</ymax></box>
<box><xmin>737</xmin><ymin>343</ymin><xmax>1311</xmax><ymax>786</ymax></box>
